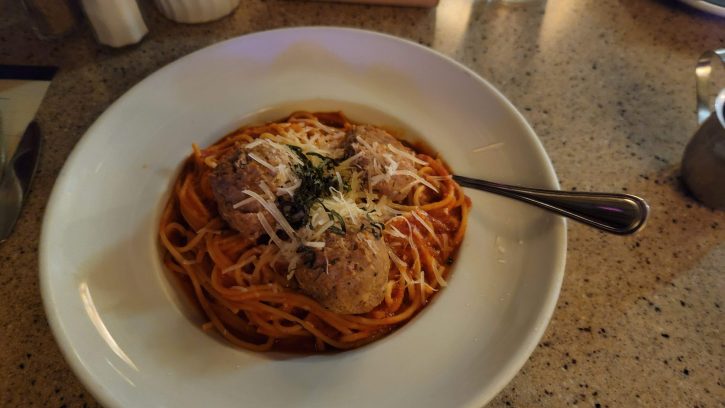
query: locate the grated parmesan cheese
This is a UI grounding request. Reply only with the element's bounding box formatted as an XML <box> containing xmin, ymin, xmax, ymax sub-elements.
<box><xmin>396</xmin><ymin>169</ymin><xmax>439</xmax><ymax>193</ymax></box>
<box><xmin>257</xmin><ymin>213</ymin><xmax>283</xmax><ymax>248</ymax></box>
<box><xmin>276</xmin><ymin>178</ymin><xmax>302</xmax><ymax>198</ymax></box>
<box><xmin>411</xmin><ymin>210</ymin><xmax>441</xmax><ymax>247</ymax></box>
<box><xmin>242</xmin><ymin>189</ymin><xmax>297</xmax><ymax>239</ymax></box>
<box><xmin>248</xmin><ymin>152</ymin><xmax>277</xmax><ymax>173</ymax></box>
<box><xmin>259</xmin><ymin>181</ymin><xmax>276</xmax><ymax>201</ymax></box>
<box><xmin>303</xmin><ymin>241</ymin><xmax>326</xmax><ymax>249</ymax></box>
<box><xmin>387</xmin><ymin>143</ymin><xmax>427</xmax><ymax>165</ymax></box>
<box><xmin>232</xmin><ymin>196</ymin><xmax>255</xmax><ymax>209</ymax></box>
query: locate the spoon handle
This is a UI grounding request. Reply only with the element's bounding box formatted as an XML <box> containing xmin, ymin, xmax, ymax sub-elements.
<box><xmin>452</xmin><ymin>175</ymin><xmax>649</xmax><ymax>235</ymax></box>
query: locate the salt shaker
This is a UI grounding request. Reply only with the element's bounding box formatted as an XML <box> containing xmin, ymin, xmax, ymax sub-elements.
<box><xmin>81</xmin><ymin>0</ymin><xmax>148</xmax><ymax>47</ymax></box>
<box><xmin>681</xmin><ymin>49</ymin><xmax>725</xmax><ymax>210</ymax></box>
<box><xmin>154</xmin><ymin>0</ymin><xmax>240</xmax><ymax>24</ymax></box>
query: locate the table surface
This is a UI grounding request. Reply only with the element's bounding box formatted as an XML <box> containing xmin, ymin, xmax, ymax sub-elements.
<box><xmin>1</xmin><ymin>0</ymin><xmax>723</xmax><ymax>407</ymax></box>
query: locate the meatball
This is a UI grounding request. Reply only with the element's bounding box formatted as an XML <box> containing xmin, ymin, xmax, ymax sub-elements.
<box><xmin>209</xmin><ymin>142</ymin><xmax>293</xmax><ymax>239</ymax></box>
<box><xmin>294</xmin><ymin>230</ymin><xmax>390</xmax><ymax>314</ymax></box>
<box><xmin>346</xmin><ymin>125</ymin><xmax>418</xmax><ymax>202</ymax></box>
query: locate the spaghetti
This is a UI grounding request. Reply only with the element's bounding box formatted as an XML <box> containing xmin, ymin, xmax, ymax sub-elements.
<box><xmin>159</xmin><ymin>112</ymin><xmax>470</xmax><ymax>352</ymax></box>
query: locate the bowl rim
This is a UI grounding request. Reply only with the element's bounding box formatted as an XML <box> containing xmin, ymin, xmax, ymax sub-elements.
<box><xmin>39</xmin><ymin>26</ymin><xmax>567</xmax><ymax>408</ymax></box>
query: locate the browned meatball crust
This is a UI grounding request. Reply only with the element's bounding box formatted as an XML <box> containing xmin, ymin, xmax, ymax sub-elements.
<box><xmin>210</xmin><ymin>143</ymin><xmax>291</xmax><ymax>239</ymax></box>
<box><xmin>294</xmin><ymin>230</ymin><xmax>390</xmax><ymax>314</ymax></box>
<box><xmin>346</xmin><ymin>125</ymin><xmax>418</xmax><ymax>202</ymax></box>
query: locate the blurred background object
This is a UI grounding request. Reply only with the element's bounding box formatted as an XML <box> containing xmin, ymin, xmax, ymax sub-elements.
<box><xmin>20</xmin><ymin>0</ymin><xmax>78</xmax><ymax>40</ymax></box>
<box><xmin>155</xmin><ymin>0</ymin><xmax>241</xmax><ymax>24</ymax></box>
<box><xmin>681</xmin><ymin>50</ymin><xmax>725</xmax><ymax>209</ymax></box>
<box><xmin>0</xmin><ymin>64</ymin><xmax>56</xmax><ymax>241</ymax></box>
<box><xmin>676</xmin><ymin>0</ymin><xmax>725</xmax><ymax>17</ymax></box>
<box><xmin>0</xmin><ymin>65</ymin><xmax>56</xmax><ymax>164</ymax></box>
<box><xmin>80</xmin><ymin>0</ymin><xmax>148</xmax><ymax>47</ymax></box>
<box><xmin>315</xmin><ymin>0</ymin><xmax>439</xmax><ymax>6</ymax></box>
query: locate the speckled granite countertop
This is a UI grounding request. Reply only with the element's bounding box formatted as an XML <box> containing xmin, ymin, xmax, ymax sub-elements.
<box><xmin>0</xmin><ymin>0</ymin><xmax>723</xmax><ymax>407</ymax></box>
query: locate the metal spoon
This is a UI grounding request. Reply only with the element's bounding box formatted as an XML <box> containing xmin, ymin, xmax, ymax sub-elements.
<box><xmin>452</xmin><ymin>175</ymin><xmax>649</xmax><ymax>235</ymax></box>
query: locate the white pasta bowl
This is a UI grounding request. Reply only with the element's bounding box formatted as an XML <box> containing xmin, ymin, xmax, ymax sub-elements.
<box><xmin>40</xmin><ymin>27</ymin><xmax>566</xmax><ymax>408</ymax></box>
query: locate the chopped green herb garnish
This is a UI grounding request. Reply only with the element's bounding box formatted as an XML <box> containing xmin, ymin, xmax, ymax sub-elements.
<box><xmin>296</xmin><ymin>245</ymin><xmax>316</xmax><ymax>267</ymax></box>
<box><xmin>365</xmin><ymin>211</ymin><xmax>384</xmax><ymax>239</ymax></box>
<box><xmin>318</xmin><ymin>200</ymin><xmax>346</xmax><ymax>235</ymax></box>
<box><xmin>370</xmin><ymin>225</ymin><xmax>382</xmax><ymax>239</ymax></box>
<box><xmin>277</xmin><ymin>146</ymin><xmax>340</xmax><ymax>229</ymax></box>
